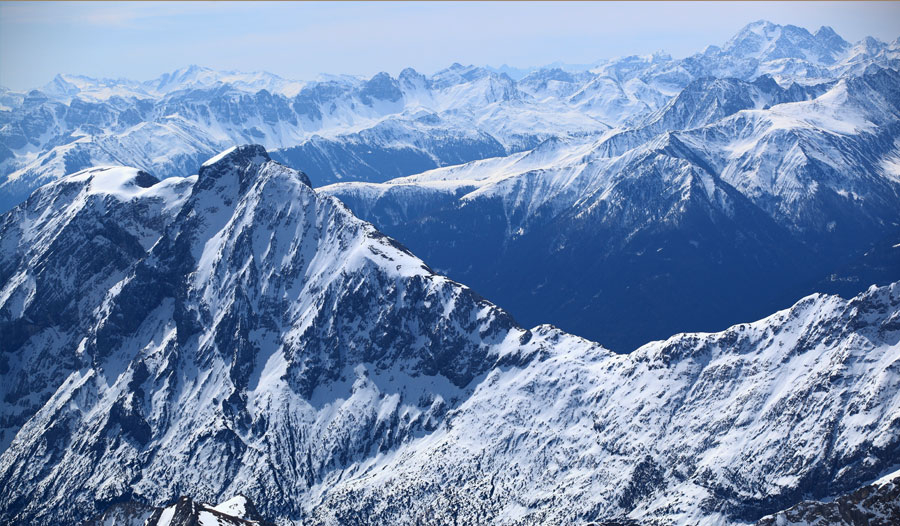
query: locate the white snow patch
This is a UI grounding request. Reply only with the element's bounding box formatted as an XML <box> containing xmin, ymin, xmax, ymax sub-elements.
<box><xmin>201</xmin><ymin>146</ymin><xmax>238</xmax><ymax>167</ymax></box>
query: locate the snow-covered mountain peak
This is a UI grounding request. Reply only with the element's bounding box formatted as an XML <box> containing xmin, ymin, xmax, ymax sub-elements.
<box><xmin>40</xmin><ymin>73</ymin><xmax>151</xmax><ymax>102</ymax></box>
<box><xmin>4</xmin><ymin>165</ymin><xmax>195</xmax><ymax>249</ymax></box>
<box><xmin>148</xmin><ymin>64</ymin><xmax>294</xmax><ymax>95</ymax></box>
<box><xmin>398</xmin><ymin>67</ymin><xmax>427</xmax><ymax>88</ymax></box>
<box><xmin>197</xmin><ymin>144</ymin><xmax>312</xmax><ymax>192</ymax></box>
<box><xmin>199</xmin><ymin>144</ymin><xmax>268</xmax><ymax>171</ymax></box>
<box><xmin>0</xmin><ymin>142</ymin><xmax>543</xmax><ymax>524</ymax></box>
<box><xmin>430</xmin><ymin>63</ymin><xmax>514</xmax><ymax>88</ymax></box>
<box><xmin>724</xmin><ymin>20</ymin><xmax>788</xmax><ymax>54</ymax></box>
<box><xmin>358</xmin><ymin>71</ymin><xmax>403</xmax><ymax>105</ymax></box>
<box><xmin>723</xmin><ymin>20</ymin><xmax>850</xmax><ymax>65</ymax></box>
<box><xmin>2</xmin><ymin>141</ymin><xmax>900</xmax><ymax>526</ymax></box>
<box><xmin>148</xmin><ymin>64</ymin><xmax>208</xmax><ymax>91</ymax></box>
<box><xmin>814</xmin><ymin>24</ymin><xmax>847</xmax><ymax>49</ymax></box>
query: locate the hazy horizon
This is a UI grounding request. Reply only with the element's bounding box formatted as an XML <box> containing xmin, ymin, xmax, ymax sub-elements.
<box><xmin>2</xmin><ymin>1</ymin><xmax>900</xmax><ymax>90</ymax></box>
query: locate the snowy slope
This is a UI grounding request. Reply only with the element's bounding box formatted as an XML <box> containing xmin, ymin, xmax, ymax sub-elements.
<box><xmin>301</xmin><ymin>283</ymin><xmax>900</xmax><ymax>526</ymax></box>
<box><xmin>0</xmin><ymin>166</ymin><xmax>195</xmax><ymax>451</ymax></box>
<box><xmin>0</xmin><ymin>146</ymin><xmax>899</xmax><ymax>526</ymax></box>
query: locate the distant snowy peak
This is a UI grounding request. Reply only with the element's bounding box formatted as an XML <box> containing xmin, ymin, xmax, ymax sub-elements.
<box><xmin>148</xmin><ymin>64</ymin><xmax>306</xmax><ymax>97</ymax></box>
<box><xmin>427</xmin><ymin>63</ymin><xmax>522</xmax><ymax>106</ymax></box>
<box><xmin>329</xmin><ymin>66</ymin><xmax>900</xmax><ymax>214</ymax></box>
<box><xmin>3</xmin><ymin>20</ymin><xmax>898</xmax><ymax>214</ymax></box>
<box><xmin>22</xmin><ymin>20</ymin><xmax>898</xmax><ymax>107</ymax></box>
<box><xmin>636</xmin><ymin>74</ymin><xmax>830</xmax><ymax>134</ymax></box>
<box><xmin>41</xmin><ymin>73</ymin><xmax>153</xmax><ymax>102</ymax></box>
<box><xmin>430</xmin><ymin>63</ymin><xmax>512</xmax><ymax>87</ymax></box>
<box><xmin>39</xmin><ymin>65</ymin><xmax>307</xmax><ymax>101</ymax></box>
<box><xmin>712</xmin><ymin>20</ymin><xmax>900</xmax><ymax>83</ymax></box>
<box><xmin>518</xmin><ymin>68</ymin><xmax>595</xmax><ymax>99</ymax></box>
<box><xmin>722</xmin><ymin>20</ymin><xmax>850</xmax><ymax>64</ymax></box>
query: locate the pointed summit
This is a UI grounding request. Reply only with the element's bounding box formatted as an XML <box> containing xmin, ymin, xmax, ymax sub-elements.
<box><xmin>814</xmin><ymin>25</ymin><xmax>850</xmax><ymax>52</ymax></box>
<box><xmin>200</xmin><ymin>144</ymin><xmax>269</xmax><ymax>170</ymax></box>
<box><xmin>398</xmin><ymin>67</ymin><xmax>427</xmax><ymax>89</ymax></box>
<box><xmin>722</xmin><ymin>20</ymin><xmax>848</xmax><ymax>63</ymax></box>
<box><xmin>359</xmin><ymin>72</ymin><xmax>402</xmax><ymax>104</ymax></box>
<box><xmin>721</xmin><ymin>20</ymin><xmax>782</xmax><ymax>58</ymax></box>
<box><xmin>198</xmin><ymin>144</ymin><xmax>310</xmax><ymax>189</ymax></box>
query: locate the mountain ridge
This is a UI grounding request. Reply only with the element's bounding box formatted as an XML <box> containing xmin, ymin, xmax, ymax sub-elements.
<box><xmin>2</xmin><ymin>17</ymin><xmax>900</xmax><ymax>525</ymax></box>
<box><xmin>3</xmin><ymin>20</ymin><xmax>898</xmax><ymax>211</ymax></box>
<box><xmin>0</xmin><ymin>146</ymin><xmax>898</xmax><ymax>525</ymax></box>
<box><xmin>322</xmin><ymin>65</ymin><xmax>900</xmax><ymax>351</ymax></box>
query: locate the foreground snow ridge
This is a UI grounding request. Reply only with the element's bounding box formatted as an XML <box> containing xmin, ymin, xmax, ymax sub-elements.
<box><xmin>0</xmin><ymin>146</ymin><xmax>898</xmax><ymax>526</ymax></box>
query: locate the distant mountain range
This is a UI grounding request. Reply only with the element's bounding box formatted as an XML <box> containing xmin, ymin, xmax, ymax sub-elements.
<box><xmin>2</xmin><ymin>20</ymin><xmax>898</xmax><ymax>212</ymax></box>
<box><xmin>4</xmin><ymin>22</ymin><xmax>898</xmax><ymax>352</ymax></box>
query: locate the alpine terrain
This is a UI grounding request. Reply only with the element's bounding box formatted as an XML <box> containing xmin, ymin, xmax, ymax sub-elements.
<box><xmin>322</xmin><ymin>27</ymin><xmax>900</xmax><ymax>350</ymax></box>
<box><xmin>0</xmin><ymin>146</ymin><xmax>898</xmax><ymax>526</ymax></box>
<box><xmin>0</xmin><ymin>17</ymin><xmax>899</xmax><ymax>526</ymax></box>
<box><xmin>3</xmin><ymin>21</ymin><xmax>898</xmax><ymax>350</ymax></box>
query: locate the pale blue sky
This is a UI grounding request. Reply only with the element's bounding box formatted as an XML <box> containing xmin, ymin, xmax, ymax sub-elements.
<box><xmin>1</xmin><ymin>1</ymin><xmax>899</xmax><ymax>90</ymax></box>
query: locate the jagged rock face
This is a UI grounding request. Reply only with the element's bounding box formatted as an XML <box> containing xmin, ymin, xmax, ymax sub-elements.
<box><xmin>0</xmin><ymin>146</ymin><xmax>531</xmax><ymax>524</ymax></box>
<box><xmin>756</xmin><ymin>472</ymin><xmax>900</xmax><ymax>526</ymax></box>
<box><xmin>0</xmin><ymin>166</ymin><xmax>195</xmax><ymax>451</ymax></box>
<box><xmin>322</xmin><ymin>67</ymin><xmax>900</xmax><ymax>352</ymax></box>
<box><xmin>142</xmin><ymin>496</ymin><xmax>271</xmax><ymax>526</ymax></box>
<box><xmin>292</xmin><ymin>283</ymin><xmax>900</xmax><ymax>526</ymax></box>
<box><xmin>84</xmin><ymin>500</ymin><xmax>155</xmax><ymax>526</ymax></box>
